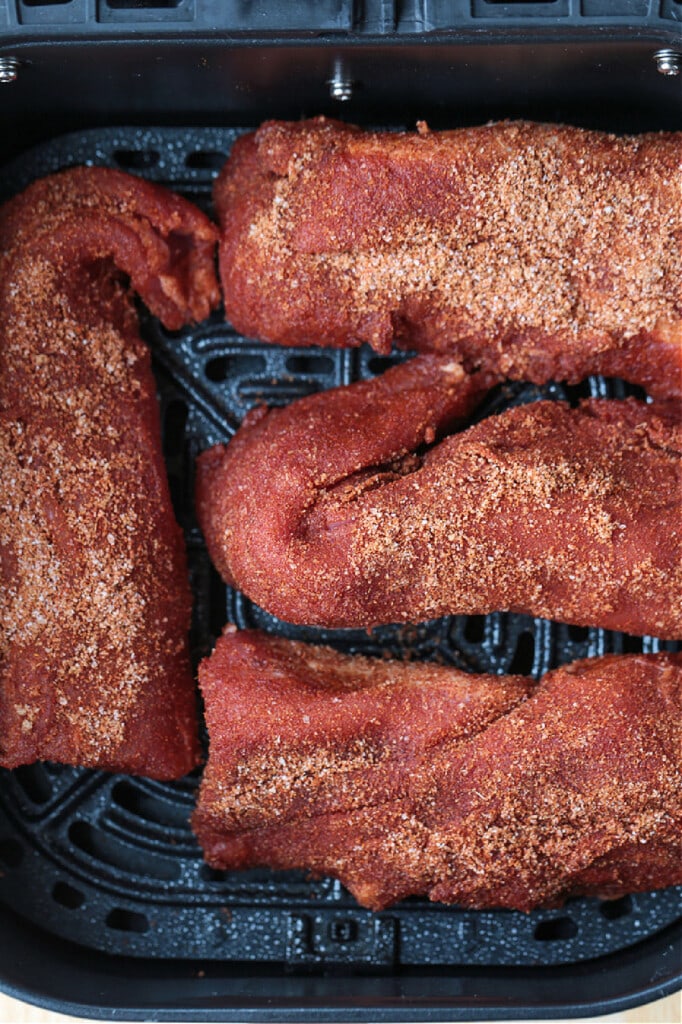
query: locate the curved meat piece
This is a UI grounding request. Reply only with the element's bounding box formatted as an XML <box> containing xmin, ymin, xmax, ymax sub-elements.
<box><xmin>196</xmin><ymin>356</ymin><xmax>682</xmax><ymax>638</ymax></box>
<box><xmin>193</xmin><ymin>630</ymin><xmax>682</xmax><ymax>912</ymax></box>
<box><xmin>215</xmin><ymin>118</ymin><xmax>682</xmax><ymax>400</ymax></box>
<box><xmin>0</xmin><ymin>167</ymin><xmax>220</xmax><ymax>778</ymax></box>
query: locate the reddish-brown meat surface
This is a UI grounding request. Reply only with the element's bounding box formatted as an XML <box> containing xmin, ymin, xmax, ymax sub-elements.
<box><xmin>196</xmin><ymin>356</ymin><xmax>682</xmax><ymax>638</ymax></box>
<box><xmin>193</xmin><ymin>630</ymin><xmax>682</xmax><ymax>912</ymax></box>
<box><xmin>215</xmin><ymin>118</ymin><xmax>682</xmax><ymax>400</ymax></box>
<box><xmin>0</xmin><ymin>167</ymin><xmax>219</xmax><ymax>777</ymax></box>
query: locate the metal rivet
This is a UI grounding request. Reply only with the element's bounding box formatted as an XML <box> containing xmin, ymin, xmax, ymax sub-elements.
<box><xmin>0</xmin><ymin>56</ymin><xmax>21</xmax><ymax>84</ymax></box>
<box><xmin>328</xmin><ymin>60</ymin><xmax>353</xmax><ymax>102</ymax></box>
<box><xmin>653</xmin><ymin>49</ymin><xmax>680</xmax><ymax>77</ymax></box>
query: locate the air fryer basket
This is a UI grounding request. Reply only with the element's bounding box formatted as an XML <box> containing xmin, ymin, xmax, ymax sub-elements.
<box><xmin>0</xmin><ymin>5</ymin><xmax>681</xmax><ymax>1020</ymax></box>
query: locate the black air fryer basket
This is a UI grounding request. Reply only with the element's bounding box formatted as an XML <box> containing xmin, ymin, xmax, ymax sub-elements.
<box><xmin>0</xmin><ymin>4</ymin><xmax>681</xmax><ymax>1020</ymax></box>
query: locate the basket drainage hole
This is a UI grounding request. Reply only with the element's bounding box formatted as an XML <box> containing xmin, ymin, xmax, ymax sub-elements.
<box><xmin>12</xmin><ymin>763</ymin><xmax>53</xmax><ymax>804</ymax></box>
<box><xmin>113</xmin><ymin>149</ymin><xmax>160</xmax><ymax>170</ymax></box>
<box><xmin>52</xmin><ymin>881</ymin><xmax>85</xmax><ymax>910</ymax></box>
<box><xmin>106</xmin><ymin>908</ymin><xmax>149</xmax><ymax>933</ymax></box>
<box><xmin>464</xmin><ymin>615</ymin><xmax>486</xmax><ymax>644</ymax></box>
<box><xmin>0</xmin><ymin>838</ymin><xmax>24</xmax><ymax>869</ymax></box>
<box><xmin>599</xmin><ymin>895</ymin><xmax>632</xmax><ymax>921</ymax></box>
<box><xmin>534</xmin><ymin>916</ymin><xmax>578</xmax><ymax>942</ymax></box>
<box><xmin>185</xmin><ymin>150</ymin><xmax>228</xmax><ymax>170</ymax></box>
<box><xmin>366</xmin><ymin>354</ymin><xmax>403</xmax><ymax>377</ymax></box>
<box><xmin>200</xmin><ymin>863</ymin><xmax>230</xmax><ymax>884</ymax></box>
<box><xmin>205</xmin><ymin>354</ymin><xmax>266</xmax><ymax>383</ymax></box>
<box><xmin>285</xmin><ymin>354</ymin><xmax>335</xmax><ymax>376</ymax></box>
<box><xmin>209</xmin><ymin>566</ymin><xmax>229</xmax><ymax>640</ymax></box>
<box><xmin>68</xmin><ymin>820</ymin><xmax>181</xmax><ymax>881</ymax></box>
<box><xmin>163</xmin><ymin>398</ymin><xmax>189</xmax><ymax>458</ymax></box>
<box><xmin>509</xmin><ymin>631</ymin><xmax>535</xmax><ymax>675</ymax></box>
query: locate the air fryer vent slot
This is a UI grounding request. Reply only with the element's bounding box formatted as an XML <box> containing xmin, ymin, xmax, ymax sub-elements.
<box><xmin>96</xmin><ymin>0</ymin><xmax>355</xmax><ymax>26</ymax></box>
<box><xmin>98</xmin><ymin>0</ymin><xmax>193</xmax><ymax>20</ymax></box>
<box><xmin>16</xmin><ymin>0</ymin><xmax>85</xmax><ymax>23</ymax></box>
<box><xmin>472</xmin><ymin>0</ymin><xmax>569</xmax><ymax>17</ymax></box>
<box><xmin>108</xmin><ymin>0</ymin><xmax>183</xmax><ymax>6</ymax></box>
<box><xmin>582</xmin><ymin>0</ymin><xmax>650</xmax><ymax>11</ymax></box>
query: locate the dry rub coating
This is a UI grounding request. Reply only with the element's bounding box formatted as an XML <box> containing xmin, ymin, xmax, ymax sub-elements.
<box><xmin>0</xmin><ymin>167</ymin><xmax>220</xmax><ymax>777</ymax></box>
<box><xmin>196</xmin><ymin>356</ymin><xmax>682</xmax><ymax>638</ymax></box>
<box><xmin>193</xmin><ymin>630</ymin><xmax>682</xmax><ymax>912</ymax></box>
<box><xmin>215</xmin><ymin>118</ymin><xmax>682</xmax><ymax>400</ymax></box>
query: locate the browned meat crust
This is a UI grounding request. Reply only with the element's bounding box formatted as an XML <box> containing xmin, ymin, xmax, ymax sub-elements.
<box><xmin>196</xmin><ymin>356</ymin><xmax>682</xmax><ymax>638</ymax></box>
<box><xmin>193</xmin><ymin>629</ymin><xmax>682</xmax><ymax>912</ymax></box>
<box><xmin>215</xmin><ymin>118</ymin><xmax>682</xmax><ymax>400</ymax></box>
<box><xmin>0</xmin><ymin>168</ymin><xmax>219</xmax><ymax>778</ymax></box>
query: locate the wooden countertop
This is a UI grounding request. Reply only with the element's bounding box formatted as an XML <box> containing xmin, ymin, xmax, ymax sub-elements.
<box><xmin>1</xmin><ymin>989</ymin><xmax>679</xmax><ymax>1023</ymax></box>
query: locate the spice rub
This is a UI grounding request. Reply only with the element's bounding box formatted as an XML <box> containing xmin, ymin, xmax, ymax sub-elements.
<box><xmin>0</xmin><ymin>167</ymin><xmax>219</xmax><ymax>777</ymax></box>
<box><xmin>193</xmin><ymin>630</ymin><xmax>682</xmax><ymax>911</ymax></box>
<box><xmin>196</xmin><ymin>355</ymin><xmax>682</xmax><ymax>638</ymax></box>
<box><xmin>215</xmin><ymin>118</ymin><xmax>682</xmax><ymax>400</ymax></box>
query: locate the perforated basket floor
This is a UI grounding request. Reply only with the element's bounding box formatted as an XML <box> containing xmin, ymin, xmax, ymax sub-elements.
<box><xmin>0</xmin><ymin>127</ymin><xmax>680</xmax><ymax>1016</ymax></box>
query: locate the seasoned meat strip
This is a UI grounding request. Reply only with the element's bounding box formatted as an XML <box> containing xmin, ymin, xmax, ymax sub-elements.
<box><xmin>193</xmin><ymin>630</ymin><xmax>682</xmax><ymax>912</ymax></box>
<box><xmin>196</xmin><ymin>356</ymin><xmax>682</xmax><ymax>638</ymax></box>
<box><xmin>0</xmin><ymin>168</ymin><xmax>219</xmax><ymax>777</ymax></box>
<box><xmin>215</xmin><ymin>118</ymin><xmax>682</xmax><ymax>400</ymax></box>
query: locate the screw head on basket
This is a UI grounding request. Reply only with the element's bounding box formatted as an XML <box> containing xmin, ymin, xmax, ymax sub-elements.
<box><xmin>653</xmin><ymin>49</ymin><xmax>680</xmax><ymax>77</ymax></box>
<box><xmin>0</xmin><ymin>57</ymin><xmax>20</xmax><ymax>84</ymax></box>
<box><xmin>328</xmin><ymin>60</ymin><xmax>353</xmax><ymax>102</ymax></box>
